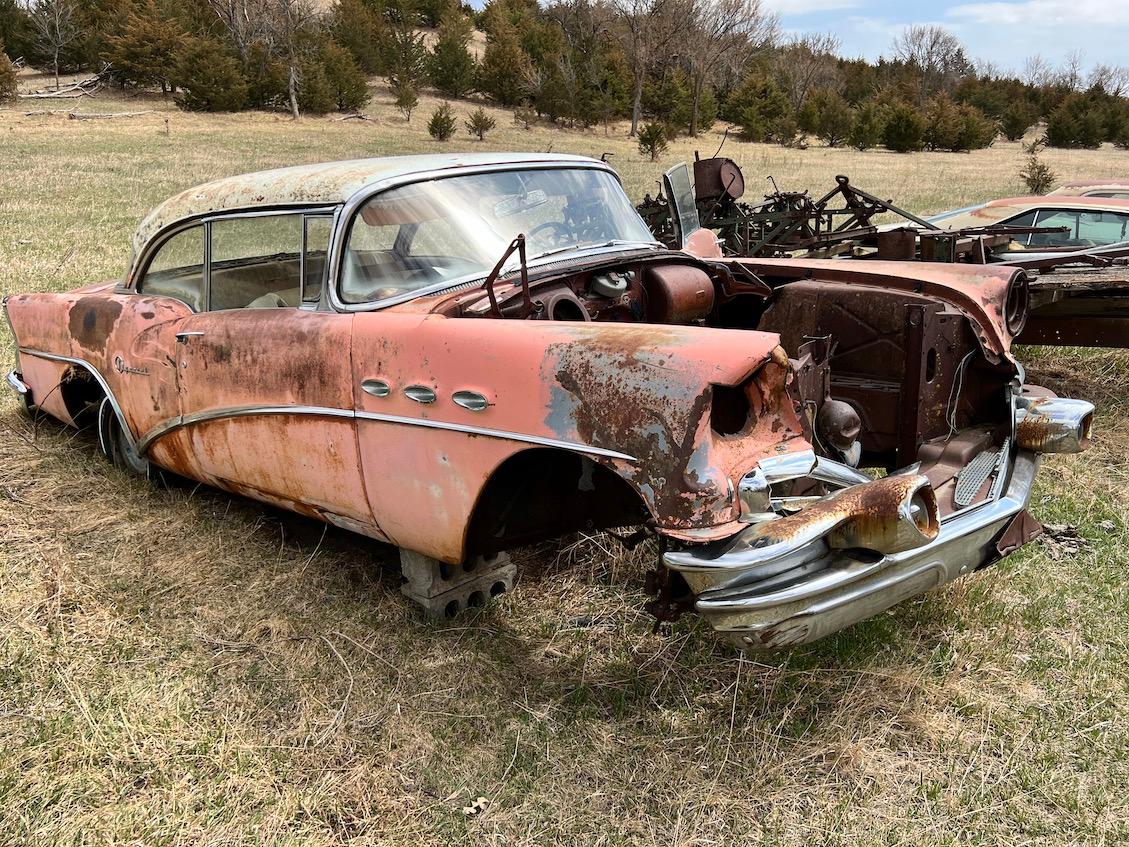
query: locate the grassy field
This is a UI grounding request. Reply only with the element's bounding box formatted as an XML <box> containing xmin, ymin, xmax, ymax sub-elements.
<box><xmin>1</xmin><ymin>80</ymin><xmax>1128</xmax><ymax>845</ymax></box>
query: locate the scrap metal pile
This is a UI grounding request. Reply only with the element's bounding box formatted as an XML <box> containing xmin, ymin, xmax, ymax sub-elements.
<box><xmin>637</xmin><ymin>156</ymin><xmax>1064</xmax><ymax>263</ymax></box>
<box><xmin>639</xmin><ymin>156</ymin><xmax>1129</xmax><ymax>348</ymax></box>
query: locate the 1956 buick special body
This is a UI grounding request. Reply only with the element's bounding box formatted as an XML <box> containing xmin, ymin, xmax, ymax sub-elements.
<box><xmin>3</xmin><ymin>153</ymin><xmax>1094</xmax><ymax>649</ymax></box>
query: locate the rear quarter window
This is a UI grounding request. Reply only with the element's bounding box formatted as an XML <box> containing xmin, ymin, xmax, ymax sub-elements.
<box><xmin>139</xmin><ymin>226</ymin><xmax>205</xmax><ymax>311</ymax></box>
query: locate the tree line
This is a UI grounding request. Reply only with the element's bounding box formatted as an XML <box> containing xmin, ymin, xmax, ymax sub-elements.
<box><xmin>2</xmin><ymin>0</ymin><xmax>1129</xmax><ymax>153</ymax></box>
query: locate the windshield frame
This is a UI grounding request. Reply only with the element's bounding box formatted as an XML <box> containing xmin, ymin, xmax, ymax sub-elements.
<box><xmin>326</xmin><ymin>161</ymin><xmax>661</xmax><ymax>313</ymax></box>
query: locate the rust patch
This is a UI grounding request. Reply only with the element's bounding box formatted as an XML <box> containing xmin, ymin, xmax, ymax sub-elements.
<box><xmin>67</xmin><ymin>296</ymin><xmax>122</xmax><ymax>352</ymax></box>
<box><xmin>739</xmin><ymin>473</ymin><xmax>938</xmax><ymax>555</ymax></box>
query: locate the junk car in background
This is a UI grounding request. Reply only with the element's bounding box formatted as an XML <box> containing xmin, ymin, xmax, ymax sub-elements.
<box><xmin>4</xmin><ymin>153</ymin><xmax>1093</xmax><ymax>649</ymax></box>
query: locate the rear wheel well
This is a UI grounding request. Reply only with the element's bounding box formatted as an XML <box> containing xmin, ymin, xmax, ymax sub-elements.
<box><xmin>464</xmin><ymin>448</ymin><xmax>650</xmax><ymax>559</ymax></box>
<box><xmin>59</xmin><ymin>366</ymin><xmax>105</xmax><ymax>430</ymax></box>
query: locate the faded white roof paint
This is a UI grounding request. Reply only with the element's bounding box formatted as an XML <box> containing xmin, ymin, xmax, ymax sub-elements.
<box><xmin>131</xmin><ymin>152</ymin><xmax>602</xmax><ymax>256</ymax></box>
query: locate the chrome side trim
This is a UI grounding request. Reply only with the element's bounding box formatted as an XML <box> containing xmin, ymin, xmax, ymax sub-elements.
<box><xmin>354</xmin><ymin>410</ymin><xmax>638</xmax><ymax>461</ymax></box>
<box><xmin>134</xmin><ymin>403</ymin><xmax>638</xmax><ymax>463</ymax></box>
<box><xmin>17</xmin><ymin>348</ymin><xmax>137</xmax><ymax>448</ymax></box>
<box><xmin>134</xmin><ymin>404</ymin><xmax>354</xmax><ymax>454</ymax></box>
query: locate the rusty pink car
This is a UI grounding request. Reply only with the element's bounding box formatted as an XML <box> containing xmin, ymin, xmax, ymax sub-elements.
<box><xmin>3</xmin><ymin>153</ymin><xmax>1095</xmax><ymax>649</ymax></box>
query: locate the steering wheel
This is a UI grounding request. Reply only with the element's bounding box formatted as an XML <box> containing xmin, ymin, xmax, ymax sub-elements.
<box><xmin>527</xmin><ymin>221</ymin><xmax>575</xmax><ymax>250</ymax></box>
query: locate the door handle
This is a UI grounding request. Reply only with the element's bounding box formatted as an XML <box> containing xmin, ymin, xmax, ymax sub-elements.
<box><xmin>175</xmin><ymin>331</ymin><xmax>205</xmax><ymax>343</ymax></box>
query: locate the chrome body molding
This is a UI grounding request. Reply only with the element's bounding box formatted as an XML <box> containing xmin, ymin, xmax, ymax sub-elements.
<box><xmin>17</xmin><ymin>348</ymin><xmax>138</xmax><ymax>448</ymax></box>
<box><xmin>404</xmin><ymin>385</ymin><xmax>437</xmax><ymax>404</ymax></box>
<box><xmin>669</xmin><ymin>449</ymin><xmax>1040</xmax><ymax>649</ymax></box>
<box><xmin>133</xmin><ymin>403</ymin><xmax>638</xmax><ymax>463</ymax></box>
<box><xmin>452</xmin><ymin>390</ymin><xmax>489</xmax><ymax>412</ymax></box>
<box><xmin>361</xmin><ymin>378</ymin><xmax>390</xmax><ymax>398</ymax></box>
<box><xmin>6</xmin><ymin>370</ymin><xmax>28</xmax><ymax>395</ymax></box>
<box><xmin>17</xmin><ymin>347</ymin><xmax>637</xmax><ymax>464</ymax></box>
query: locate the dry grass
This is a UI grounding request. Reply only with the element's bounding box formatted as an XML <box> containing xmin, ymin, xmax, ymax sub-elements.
<box><xmin>1</xmin><ymin>81</ymin><xmax>1128</xmax><ymax>845</ymax></box>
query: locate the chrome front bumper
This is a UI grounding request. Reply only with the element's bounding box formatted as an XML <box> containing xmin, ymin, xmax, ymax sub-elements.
<box><xmin>665</xmin><ymin>449</ymin><xmax>1041</xmax><ymax>650</ymax></box>
<box><xmin>5</xmin><ymin>370</ymin><xmax>28</xmax><ymax>395</ymax></box>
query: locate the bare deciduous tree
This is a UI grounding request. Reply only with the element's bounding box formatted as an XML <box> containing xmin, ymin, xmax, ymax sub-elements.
<box><xmin>1087</xmin><ymin>63</ymin><xmax>1129</xmax><ymax>97</ymax></box>
<box><xmin>684</xmin><ymin>0</ymin><xmax>776</xmax><ymax>135</ymax></box>
<box><xmin>28</xmin><ymin>0</ymin><xmax>79</xmax><ymax>89</ymax></box>
<box><xmin>1022</xmin><ymin>54</ymin><xmax>1053</xmax><ymax>88</ymax></box>
<box><xmin>1057</xmin><ymin>49</ymin><xmax>1084</xmax><ymax>91</ymax></box>
<box><xmin>610</xmin><ymin>0</ymin><xmax>685</xmax><ymax>136</ymax></box>
<box><xmin>776</xmin><ymin>31</ymin><xmax>839</xmax><ymax>112</ymax></box>
<box><xmin>207</xmin><ymin>0</ymin><xmax>323</xmax><ymax>119</ymax></box>
<box><xmin>891</xmin><ymin>24</ymin><xmax>971</xmax><ymax>100</ymax></box>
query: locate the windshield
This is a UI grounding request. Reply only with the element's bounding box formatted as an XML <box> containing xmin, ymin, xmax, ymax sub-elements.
<box><xmin>340</xmin><ymin>167</ymin><xmax>657</xmax><ymax>304</ymax></box>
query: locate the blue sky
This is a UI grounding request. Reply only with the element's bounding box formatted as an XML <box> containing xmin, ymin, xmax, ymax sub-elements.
<box><xmin>763</xmin><ymin>0</ymin><xmax>1129</xmax><ymax>75</ymax></box>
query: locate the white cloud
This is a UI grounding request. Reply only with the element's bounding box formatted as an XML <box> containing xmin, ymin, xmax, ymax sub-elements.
<box><xmin>949</xmin><ymin>0</ymin><xmax>1129</xmax><ymax>26</ymax></box>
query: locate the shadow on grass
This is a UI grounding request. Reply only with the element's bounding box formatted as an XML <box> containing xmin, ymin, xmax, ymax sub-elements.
<box><xmin>5</xmin><ymin>410</ymin><xmax>988</xmax><ymax>748</ymax></box>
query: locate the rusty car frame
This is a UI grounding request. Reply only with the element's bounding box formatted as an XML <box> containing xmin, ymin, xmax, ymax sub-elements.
<box><xmin>3</xmin><ymin>152</ymin><xmax>1094</xmax><ymax>649</ymax></box>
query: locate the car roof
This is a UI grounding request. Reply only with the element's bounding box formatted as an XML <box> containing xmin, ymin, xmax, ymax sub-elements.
<box><xmin>930</xmin><ymin>195</ymin><xmax>1129</xmax><ymax>229</ymax></box>
<box><xmin>984</xmin><ymin>195</ymin><xmax>1129</xmax><ymax>210</ymax></box>
<box><xmin>1049</xmin><ymin>179</ymin><xmax>1129</xmax><ymax>195</ymax></box>
<box><xmin>130</xmin><ymin>152</ymin><xmax>604</xmax><ymax>256</ymax></box>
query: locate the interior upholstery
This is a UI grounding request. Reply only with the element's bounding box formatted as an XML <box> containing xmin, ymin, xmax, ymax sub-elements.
<box><xmin>141</xmin><ymin>254</ymin><xmax>325</xmax><ymax>311</ymax></box>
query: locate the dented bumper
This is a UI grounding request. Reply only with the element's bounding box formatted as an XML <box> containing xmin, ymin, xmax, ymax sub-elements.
<box><xmin>665</xmin><ymin>449</ymin><xmax>1042</xmax><ymax>649</ymax></box>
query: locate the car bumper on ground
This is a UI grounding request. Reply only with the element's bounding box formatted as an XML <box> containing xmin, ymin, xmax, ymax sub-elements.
<box><xmin>5</xmin><ymin>370</ymin><xmax>28</xmax><ymax>395</ymax></box>
<box><xmin>663</xmin><ymin>395</ymin><xmax>1093</xmax><ymax>650</ymax></box>
<box><xmin>671</xmin><ymin>451</ymin><xmax>1038</xmax><ymax>649</ymax></box>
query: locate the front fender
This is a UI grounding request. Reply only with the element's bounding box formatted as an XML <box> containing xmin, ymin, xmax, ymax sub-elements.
<box><xmin>351</xmin><ymin>313</ymin><xmax>810</xmax><ymax>558</ymax></box>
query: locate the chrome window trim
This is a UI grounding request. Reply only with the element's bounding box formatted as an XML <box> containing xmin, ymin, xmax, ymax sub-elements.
<box><xmin>133</xmin><ymin>402</ymin><xmax>638</xmax><ymax>463</ymax></box>
<box><xmin>203</xmin><ymin>219</ymin><xmax>213</xmax><ymax>311</ymax></box>
<box><xmin>325</xmin><ymin>161</ymin><xmax>657</xmax><ymax>313</ymax></box>
<box><xmin>300</xmin><ymin>212</ymin><xmax>336</xmax><ymax>306</ymax></box>
<box><xmin>123</xmin><ymin>204</ymin><xmax>341</xmax><ymax>293</ymax></box>
<box><xmin>17</xmin><ymin>347</ymin><xmax>137</xmax><ymax>448</ymax></box>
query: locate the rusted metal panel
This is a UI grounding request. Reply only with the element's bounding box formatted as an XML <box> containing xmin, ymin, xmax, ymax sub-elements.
<box><xmin>736</xmin><ymin>258</ymin><xmax>1024</xmax><ymax>362</ymax></box>
<box><xmin>349</xmin><ymin>312</ymin><xmax>806</xmax><ymax>561</ymax></box>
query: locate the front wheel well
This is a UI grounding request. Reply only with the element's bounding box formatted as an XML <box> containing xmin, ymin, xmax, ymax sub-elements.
<box><xmin>463</xmin><ymin>448</ymin><xmax>650</xmax><ymax>559</ymax></box>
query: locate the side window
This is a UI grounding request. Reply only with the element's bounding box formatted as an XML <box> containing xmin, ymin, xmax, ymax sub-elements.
<box><xmin>209</xmin><ymin>215</ymin><xmax>302</xmax><ymax>310</ymax></box>
<box><xmin>139</xmin><ymin>226</ymin><xmax>205</xmax><ymax>311</ymax></box>
<box><xmin>1030</xmin><ymin>209</ymin><xmax>1129</xmax><ymax>248</ymax></box>
<box><xmin>1076</xmin><ymin>210</ymin><xmax>1129</xmax><ymax>245</ymax></box>
<box><xmin>302</xmin><ymin>216</ymin><xmax>333</xmax><ymax>303</ymax></box>
<box><xmin>1001</xmin><ymin>210</ymin><xmax>1037</xmax><ymax>246</ymax></box>
<box><xmin>1030</xmin><ymin>210</ymin><xmax>1080</xmax><ymax>247</ymax></box>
